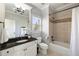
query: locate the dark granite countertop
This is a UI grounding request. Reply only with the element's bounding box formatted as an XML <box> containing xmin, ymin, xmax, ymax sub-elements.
<box><xmin>0</xmin><ymin>36</ymin><xmax>37</xmax><ymax>51</ymax></box>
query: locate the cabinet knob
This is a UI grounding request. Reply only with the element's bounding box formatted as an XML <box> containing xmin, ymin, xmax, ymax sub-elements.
<box><xmin>24</xmin><ymin>48</ymin><xmax>27</xmax><ymax>51</ymax></box>
<box><xmin>7</xmin><ymin>51</ymin><xmax>9</xmax><ymax>53</ymax></box>
<box><xmin>35</xmin><ymin>41</ymin><xmax>37</xmax><ymax>44</ymax></box>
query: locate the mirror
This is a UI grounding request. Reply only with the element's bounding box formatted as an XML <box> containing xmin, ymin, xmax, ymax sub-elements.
<box><xmin>5</xmin><ymin>3</ymin><xmax>31</xmax><ymax>38</ymax></box>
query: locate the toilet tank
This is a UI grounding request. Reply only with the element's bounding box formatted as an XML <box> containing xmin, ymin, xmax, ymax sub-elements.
<box><xmin>37</xmin><ymin>37</ymin><xmax>42</xmax><ymax>44</ymax></box>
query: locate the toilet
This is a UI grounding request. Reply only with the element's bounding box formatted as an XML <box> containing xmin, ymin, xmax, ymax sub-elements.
<box><xmin>37</xmin><ymin>37</ymin><xmax>48</xmax><ymax>55</ymax></box>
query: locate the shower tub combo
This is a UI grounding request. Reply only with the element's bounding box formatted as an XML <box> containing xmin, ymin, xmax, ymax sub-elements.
<box><xmin>48</xmin><ymin>41</ymin><xmax>70</xmax><ymax>56</ymax></box>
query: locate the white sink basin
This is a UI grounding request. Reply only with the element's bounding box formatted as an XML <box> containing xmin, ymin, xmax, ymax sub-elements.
<box><xmin>16</xmin><ymin>39</ymin><xmax>28</xmax><ymax>43</ymax></box>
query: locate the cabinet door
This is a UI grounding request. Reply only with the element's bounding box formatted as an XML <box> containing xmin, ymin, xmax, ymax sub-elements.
<box><xmin>0</xmin><ymin>48</ymin><xmax>14</xmax><ymax>56</ymax></box>
<box><xmin>14</xmin><ymin>44</ymin><xmax>26</xmax><ymax>56</ymax></box>
<box><xmin>0</xmin><ymin>3</ymin><xmax>5</xmax><ymax>22</ymax></box>
<box><xmin>14</xmin><ymin>41</ymin><xmax>37</xmax><ymax>56</ymax></box>
<box><xmin>25</xmin><ymin>44</ymin><xmax>37</xmax><ymax>56</ymax></box>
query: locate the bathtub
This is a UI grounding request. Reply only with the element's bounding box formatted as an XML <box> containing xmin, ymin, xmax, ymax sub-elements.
<box><xmin>48</xmin><ymin>41</ymin><xmax>70</xmax><ymax>56</ymax></box>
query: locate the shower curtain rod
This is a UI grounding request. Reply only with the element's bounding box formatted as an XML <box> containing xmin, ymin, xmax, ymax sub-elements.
<box><xmin>52</xmin><ymin>4</ymin><xmax>79</xmax><ymax>14</ymax></box>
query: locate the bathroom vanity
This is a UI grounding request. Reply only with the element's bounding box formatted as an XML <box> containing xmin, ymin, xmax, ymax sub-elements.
<box><xmin>0</xmin><ymin>37</ymin><xmax>37</xmax><ymax>56</ymax></box>
<box><xmin>0</xmin><ymin>3</ymin><xmax>39</xmax><ymax>56</ymax></box>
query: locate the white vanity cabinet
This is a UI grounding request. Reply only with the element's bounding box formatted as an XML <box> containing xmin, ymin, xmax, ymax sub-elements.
<box><xmin>0</xmin><ymin>3</ymin><xmax>5</xmax><ymax>22</ymax></box>
<box><xmin>14</xmin><ymin>40</ymin><xmax>37</xmax><ymax>56</ymax></box>
<box><xmin>0</xmin><ymin>40</ymin><xmax>37</xmax><ymax>56</ymax></box>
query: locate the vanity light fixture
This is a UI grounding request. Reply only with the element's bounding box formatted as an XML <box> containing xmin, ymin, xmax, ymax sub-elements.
<box><xmin>14</xmin><ymin>3</ymin><xmax>32</xmax><ymax>15</ymax></box>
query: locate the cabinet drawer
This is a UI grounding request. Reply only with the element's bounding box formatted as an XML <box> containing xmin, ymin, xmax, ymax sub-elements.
<box><xmin>14</xmin><ymin>44</ymin><xmax>25</xmax><ymax>51</ymax></box>
<box><xmin>24</xmin><ymin>40</ymin><xmax>37</xmax><ymax>48</ymax></box>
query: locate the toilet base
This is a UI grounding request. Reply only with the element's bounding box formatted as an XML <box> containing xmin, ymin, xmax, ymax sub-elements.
<box><xmin>39</xmin><ymin>48</ymin><xmax>48</xmax><ymax>55</ymax></box>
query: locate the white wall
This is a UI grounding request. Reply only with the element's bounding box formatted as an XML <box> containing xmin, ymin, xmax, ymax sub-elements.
<box><xmin>32</xmin><ymin>8</ymin><xmax>42</xmax><ymax>17</ymax></box>
<box><xmin>49</xmin><ymin>9</ymin><xmax>72</xmax><ymax>43</ymax></box>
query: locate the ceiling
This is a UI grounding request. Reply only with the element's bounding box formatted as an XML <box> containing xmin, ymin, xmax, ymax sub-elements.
<box><xmin>29</xmin><ymin>3</ymin><xmax>79</xmax><ymax>14</ymax></box>
<box><xmin>5</xmin><ymin>3</ymin><xmax>79</xmax><ymax>16</ymax></box>
<box><xmin>30</xmin><ymin>3</ymin><xmax>48</xmax><ymax>10</ymax></box>
<box><xmin>5</xmin><ymin>3</ymin><xmax>29</xmax><ymax>17</ymax></box>
<box><xmin>49</xmin><ymin>3</ymin><xmax>79</xmax><ymax>14</ymax></box>
<box><xmin>49</xmin><ymin>3</ymin><xmax>68</xmax><ymax>14</ymax></box>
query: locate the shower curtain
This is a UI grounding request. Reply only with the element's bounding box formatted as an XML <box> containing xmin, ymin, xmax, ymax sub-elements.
<box><xmin>70</xmin><ymin>7</ymin><xmax>79</xmax><ymax>56</ymax></box>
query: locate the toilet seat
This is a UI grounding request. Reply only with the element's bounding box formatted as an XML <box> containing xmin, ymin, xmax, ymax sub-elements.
<box><xmin>39</xmin><ymin>43</ymin><xmax>48</xmax><ymax>49</ymax></box>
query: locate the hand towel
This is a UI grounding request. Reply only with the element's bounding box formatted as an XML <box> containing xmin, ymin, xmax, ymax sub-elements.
<box><xmin>0</xmin><ymin>23</ymin><xmax>9</xmax><ymax>43</ymax></box>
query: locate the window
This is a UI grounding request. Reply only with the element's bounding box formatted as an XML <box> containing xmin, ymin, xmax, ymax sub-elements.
<box><xmin>32</xmin><ymin>16</ymin><xmax>41</xmax><ymax>32</ymax></box>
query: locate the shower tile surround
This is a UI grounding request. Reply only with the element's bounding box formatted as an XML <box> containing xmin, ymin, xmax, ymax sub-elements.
<box><xmin>49</xmin><ymin>9</ymin><xmax>72</xmax><ymax>43</ymax></box>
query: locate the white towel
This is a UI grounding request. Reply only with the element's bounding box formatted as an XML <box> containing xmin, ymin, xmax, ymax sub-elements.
<box><xmin>0</xmin><ymin>23</ymin><xmax>4</xmax><ymax>43</ymax></box>
<box><xmin>3</xmin><ymin>28</ymin><xmax>9</xmax><ymax>43</ymax></box>
<box><xmin>0</xmin><ymin>23</ymin><xmax>9</xmax><ymax>44</ymax></box>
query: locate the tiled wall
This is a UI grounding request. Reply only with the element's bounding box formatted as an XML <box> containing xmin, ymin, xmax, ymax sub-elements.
<box><xmin>53</xmin><ymin>22</ymin><xmax>71</xmax><ymax>43</ymax></box>
<box><xmin>49</xmin><ymin>9</ymin><xmax>72</xmax><ymax>43</ymax></box>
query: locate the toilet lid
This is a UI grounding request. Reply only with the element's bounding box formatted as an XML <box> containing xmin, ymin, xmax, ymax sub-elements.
<box><xmin>39</xmin><ymin>43</ymin><xmax>48</xmax><ymax>47</ymax></box>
